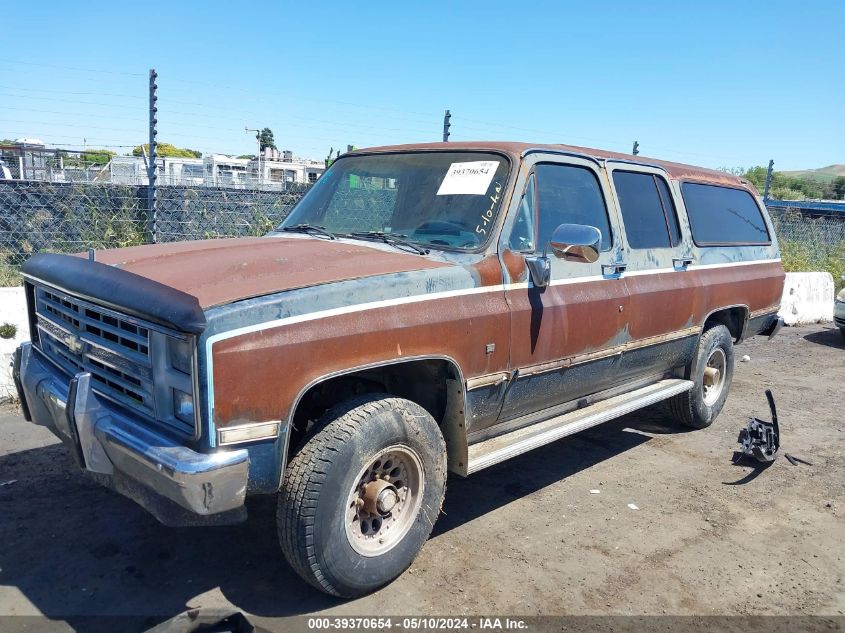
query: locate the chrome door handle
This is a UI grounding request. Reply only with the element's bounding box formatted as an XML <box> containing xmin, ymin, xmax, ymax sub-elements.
<box><xmin>673</xmin><ymin>257</ymin><xmax>694</xmax><ymax>269</ymax></box>
<box><xmin>602</xmin><ymin>262</ymin><xmax>627</xmax><ymax>276</ymax></box>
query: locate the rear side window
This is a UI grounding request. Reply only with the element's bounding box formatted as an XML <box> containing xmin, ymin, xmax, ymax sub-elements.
<box><xmin>682</xmin><ymin>183</ymin><xmax>770</xmax><ymax>245</ymax></box>
<box><xmin>612</xmin><ymin>171</ymin><xmax>681</xmax><ymax>249</ymax></box>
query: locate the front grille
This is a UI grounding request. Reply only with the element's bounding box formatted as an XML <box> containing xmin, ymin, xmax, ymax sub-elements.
<box><xmin>31</xmin><ymin>283</ymin><xmax>196</xmax><ymax>435</ymax></box>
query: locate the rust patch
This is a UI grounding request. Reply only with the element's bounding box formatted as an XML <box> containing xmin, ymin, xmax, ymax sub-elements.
<box><xmin>85</xmin><ymin>237</ymin><xmax>451</xmax><ymax>308</ymax></box>
<box><xmin>212</xmin><ymin>289</ymin><xmax>511</xmax><ymax>427</ymax></box>
<box><xmin>471</xmin><ymin>255</ymin><xmax>505</xmax><ymax>286</ymax></box>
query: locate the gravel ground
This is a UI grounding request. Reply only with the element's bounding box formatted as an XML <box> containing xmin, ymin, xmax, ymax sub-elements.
<box><xmin>0</xmin><ymin>324</ymin><xmax>842</xmax><ymax>631</ymax></box>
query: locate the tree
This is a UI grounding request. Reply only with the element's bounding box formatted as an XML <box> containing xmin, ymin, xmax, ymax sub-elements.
<box><xmin>132</xmin><ymin>143</ymin><xmax>202</xmax><ymax>158</ymax></box>
<box><xmin>59</xmin><ymin>149</ymin><xmax>115</xmax><ymax>167</ymax></box>
<box><xmin>258</xmin><ymin>128</ymin><xmax>276</xmax><ymax>152</ymax></box>
<box><xmin>822</xmin><ymin>176</ymin><xmax>845</xmax><ymax>200</ymax></box>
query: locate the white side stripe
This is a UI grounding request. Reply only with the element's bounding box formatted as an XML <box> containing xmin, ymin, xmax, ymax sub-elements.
<box><xmin>204</xmin><ymin>256</ymin><xmax>781</xmax><ymax>438</ymax></box>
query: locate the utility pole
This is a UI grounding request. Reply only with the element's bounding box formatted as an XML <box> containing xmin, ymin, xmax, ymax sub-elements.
<box><xmin>147</xmin><ymin>69</ymin><xmax>158</xmax><ymax>243</ymax></box>
<box><xmin>632</xmin><ymin>141</ymin><xmax>639</xmax><ymax>156</ymax></box>
<box><xmin>443</xmin><ymin>109</ymin><xmax>451</xmax><ymax>142</ymax></box>
<box><xmin>246</xmin><ymin>127</ymin><xmax>260</xmax><ymax>188</ymax></box>
<box><xmin>763</xmin><ymin>159</ymin><xmax>774</xmax><ymax>201</ymax></box>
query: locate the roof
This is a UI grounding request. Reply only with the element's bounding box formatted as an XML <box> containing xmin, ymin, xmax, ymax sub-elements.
<box><xmin>356</xmin><ymin>141</ymin><xmax>750</xmax><ymax>189</ymax></box>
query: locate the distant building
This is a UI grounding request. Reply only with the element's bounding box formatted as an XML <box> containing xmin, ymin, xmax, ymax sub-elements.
<box><xmin>249</xmin><ymin>148</ymin><xmax>325</xmax><ymax>186</ymax></box>
<box><xmin>765</xmin><ymin>198</ymin><xmax>845</xmax><ymax>220</ymax></box>
<box><xmin>110</xmin><ymin>155</ymin><xmax>148</xmax><ymax>184</ymax></box>
<box><xmin>205</xmin><ymin>154</ymin><xmax>251</xmax><ymax>187</ymax></box>
<box><xmin>1</xmin><ymin>139</ymin><xmax>325</xmax><ymax>188</ymax></box>
<box><xmin>0</xmin><ymin>139</ymin><xmax>48</xmax><ymax>180</ymax></box>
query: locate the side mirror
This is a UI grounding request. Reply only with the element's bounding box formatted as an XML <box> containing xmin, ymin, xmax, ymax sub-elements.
<box><xmin>547</xmin><ymin>224</ymin><xmax>601</xmax><ymax>264</ymax></box>
<box><xmin>523</xmin><ymin>223</ymin><xmax>602</xmax><ymax>289</ymax></box>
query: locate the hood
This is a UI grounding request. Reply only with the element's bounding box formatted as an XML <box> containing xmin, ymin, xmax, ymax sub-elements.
<box><xmin>87</xmin><ymin>236</ymin><xmax>450</xmax><ymax>308</ymax></box>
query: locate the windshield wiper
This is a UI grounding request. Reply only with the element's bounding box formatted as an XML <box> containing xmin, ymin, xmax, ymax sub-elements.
<box><xmin>281</xmin><ymin>224</ymin><xmax>336</xmax><ymax>240</ymax></box>
<box><xmin>346</xmin><ymin>231</ymin><xmax>430</xmax><ymax>255</ymax></box>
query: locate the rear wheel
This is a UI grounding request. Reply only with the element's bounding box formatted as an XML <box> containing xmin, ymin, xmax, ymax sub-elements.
<box><xmin>670</xmin><ymin>323</ymin><xmax>735</xmax><ymax>429</ymax></box>
<box><xmin>278</xmin><ymin>395</ymin><xmax>447</xmax><ymax>598</ymax></box>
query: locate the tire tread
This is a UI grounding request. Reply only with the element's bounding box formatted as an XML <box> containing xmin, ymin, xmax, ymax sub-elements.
<box><xmin>277</xmin><ymin>394</ymin><xmax>443</xmax><ymax>596</ymax></box>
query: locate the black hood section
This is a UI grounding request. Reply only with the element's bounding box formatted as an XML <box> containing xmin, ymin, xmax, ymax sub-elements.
<box><xmin>22</xmin><ymin>253</ymin><xmax>207</xmax><ymax>335</ymax></box>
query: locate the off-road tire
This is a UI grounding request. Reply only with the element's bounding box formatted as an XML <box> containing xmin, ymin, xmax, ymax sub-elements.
<box><xmin>839</xmin><ymin>327</ymin><xmax>845</xmax><ymax>340</ymax></box>
<box><xmin>670</xmin><ymin>323</ymin><xmax>735</xmax><ymax>429</ymax></box>
<box><xmin>278</xmin><ymin>394</ymin><xmax>447</xmax><ymax>598</ymax></box>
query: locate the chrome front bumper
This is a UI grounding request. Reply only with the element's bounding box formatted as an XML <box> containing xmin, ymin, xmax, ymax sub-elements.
<box><xmin>13</xmin><ymin>342</ymin><xmax>249</xmax><ymax>523</ymax></box>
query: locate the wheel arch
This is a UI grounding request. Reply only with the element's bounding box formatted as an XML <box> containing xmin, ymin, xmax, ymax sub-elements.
<box><xmin>282</xmin><ymin>355</ymin><xmax>469</xmax><ymax>483</ymax></box>
<box><xmin>702</xmin><ymin>304</ymin><xmax>749</xmax><ymax>342</ymax></box>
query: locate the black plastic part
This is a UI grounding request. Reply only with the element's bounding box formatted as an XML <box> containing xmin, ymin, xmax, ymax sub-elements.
<box><xmin>736</xmin><ymin>388</ymin><xmax>780</xmax><ymax>463</ymax></box>
<box><xmin>22</xmin><ymin>253</ymin><xmax>207</xmax><ymax>334</ymax></box>
<box><xmin>761</xmin><ymin>315</ymin><xmax>785</xmax><ymax>339</ymax></box>
<box><xmin>785</xmin><ymin>453</ymin><xmax>812</xmax><ymax>466</ymax></box>
<box><xmin>64</xmin><ymin>375</ymin><xmax>88</xmax><ymax>469</ymax></box>
<box><xmin>11</xmin><ymin>346</ymin><xmax>31</xmax><ymax>421</ymax></box>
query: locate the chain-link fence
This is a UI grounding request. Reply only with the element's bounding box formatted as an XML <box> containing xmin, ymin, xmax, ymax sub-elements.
<box><xmin>771</xmin><ymin>213</ymin><xmax>845</xmax><ymax>290</ymax></box>
<box><xmin>0</xmin><ymin>181</ymin><xmax>310</xmax><ymax>285</ymax></box>
<box><xmin>2</xmin><ymin>180</ymin><xmax>844</xmax><ymax>288</ymax></box>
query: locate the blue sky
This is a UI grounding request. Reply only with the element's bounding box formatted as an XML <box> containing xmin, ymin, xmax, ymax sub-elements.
<box><xmin>1</xmin><ymin>0</ymin><xmax>842</xmax><ymax>170</ymax></box>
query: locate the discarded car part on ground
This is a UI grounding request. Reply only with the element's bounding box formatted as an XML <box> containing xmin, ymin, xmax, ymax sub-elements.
<box><xmin>785</xmin><ymin>453</ymin><xmax>813</xmax><ymax>466</ymax></box>
<box><xmin>736</xmin><ymin>389</ymin><xmax>780</xmax><ymax>463</ymax></box>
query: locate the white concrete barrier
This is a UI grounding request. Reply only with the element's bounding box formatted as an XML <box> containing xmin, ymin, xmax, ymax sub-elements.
<box><xmin>0</xmin><ymin>286</ymin><xmax>29</xmax><ymax>401</ymax></box>
<box><xmin>778</xmin><ymin>272</ymin><xmax>835</xmax><ymax>326</ymax></box>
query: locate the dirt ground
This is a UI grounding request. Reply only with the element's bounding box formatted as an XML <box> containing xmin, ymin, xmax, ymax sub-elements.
<box><xmin>0</xmin><ymin>324</ymin><xmax>842</xmax><ymax>631</ymax></box>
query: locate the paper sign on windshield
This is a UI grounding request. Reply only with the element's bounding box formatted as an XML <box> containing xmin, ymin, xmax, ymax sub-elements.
<box><xmin>436</xmin><ymin>161</ymin><xmax>499</xmax><ymax>196</ymax></box>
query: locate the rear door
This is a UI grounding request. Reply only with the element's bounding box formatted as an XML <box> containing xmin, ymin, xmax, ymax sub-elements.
<box><xmin>605</xmin><ymin>162</ymin><xmax>700</xmax><ymax>383</ymax></box>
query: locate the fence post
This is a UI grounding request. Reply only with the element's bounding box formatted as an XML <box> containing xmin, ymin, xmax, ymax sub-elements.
<box><xmin>147</xmin><ymin>69</ymin><xmax>158</xmax><ymax>243</ymax></box>
<box><xmin>763</xmin><ymin>159</ymin><xmax>774</xmax><ymax>202</ymax></box>
<box><xmin>443</xmin><ymin>109</ymin><xmax>451</xmax><ymax>142</ymax></box>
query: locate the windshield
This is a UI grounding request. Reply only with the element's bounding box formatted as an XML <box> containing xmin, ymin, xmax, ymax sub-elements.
<box><xmin>276</xmin><ymin>151</ymin><xmax>510</xmax><ymax>251</ymax></box>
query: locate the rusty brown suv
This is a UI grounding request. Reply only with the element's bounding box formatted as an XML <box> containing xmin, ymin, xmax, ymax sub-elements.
<box><xmin>14</xmin><ymin>141</ymin><xmax>785</xmax><ymax>597</ymax></box>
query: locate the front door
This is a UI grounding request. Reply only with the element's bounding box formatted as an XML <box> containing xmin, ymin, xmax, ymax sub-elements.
<box><xmin>494</xmin><ymin>154</ymin><xmax>629</xmax><ymax>428</ymax></box>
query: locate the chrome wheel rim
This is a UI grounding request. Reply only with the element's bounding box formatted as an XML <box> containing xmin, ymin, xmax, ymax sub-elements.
<box><xmin>344</xmin><ymin>445</ymin><xmax>424</xmax><ymax>557</ymax></box>
<box><xmin>702</xmin><ymin>347</ymin><xmax>727</xmax><ymax>406</ymax></box>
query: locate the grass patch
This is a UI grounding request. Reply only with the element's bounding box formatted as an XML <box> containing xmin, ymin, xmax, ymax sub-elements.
<box><xmin>780</xmin><ymin>239</ymin><xmax>845</xmax><ymax>292</ymax></box>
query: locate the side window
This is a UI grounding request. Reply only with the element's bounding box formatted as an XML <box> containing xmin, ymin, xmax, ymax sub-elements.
<box><xmin>682</xmin><ymin>183</ymin><xmax>770</xmax><ymax>245</ymax></box>
<box><xmin>508</xmin><ymin>174</ymin><xmax>536</xmax><ymax>252</ymax></box>
<box><xmin>612</xmin><ymin>171</ymin><xmax>682</xmax><ymax>249</ymax></box>
<box><xmin>534</xmin><ymin>163</ymin><xmax>612</xmax><ymax>251</ymax></box>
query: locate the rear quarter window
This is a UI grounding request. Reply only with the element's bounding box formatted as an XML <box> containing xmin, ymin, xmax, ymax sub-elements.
<box><xmin>681</xmin><ymin>182</ymin><xmax>770</xmax><ymax>245</ymax></box>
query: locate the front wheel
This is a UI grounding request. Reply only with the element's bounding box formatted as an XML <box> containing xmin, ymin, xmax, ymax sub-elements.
<box><xmin>278</xmin><ymin>395</ymin><xmax>447</xmax><ymax>598</ymax></box>
<box><xmin>670</xmin><ymin>323</ymin><xmax>735</xmax><ymax>429</ymax></box>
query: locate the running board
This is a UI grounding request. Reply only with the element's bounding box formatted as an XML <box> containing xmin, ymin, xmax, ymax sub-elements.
<box><xmin>466</xmin><ymin>378</ymin><xmax>693</xmax><ymax>475</ymax></box>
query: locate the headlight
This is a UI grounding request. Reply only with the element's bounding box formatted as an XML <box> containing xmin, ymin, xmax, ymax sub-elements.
<box><xmin>169</xmin><ymin>336</ymin><xmax>193</xmax><ymax>374</ymax></box>
<box><xmin>837</xmin><ymin>288</ymin><xmax>845</xmax><ymax>303</ymax></box>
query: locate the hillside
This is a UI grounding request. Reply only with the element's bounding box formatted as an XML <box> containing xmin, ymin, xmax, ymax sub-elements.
<box><xmin>781</xmin><ymin>164</ymin><xmax>845</xmax><ymax>183</ymax></box>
